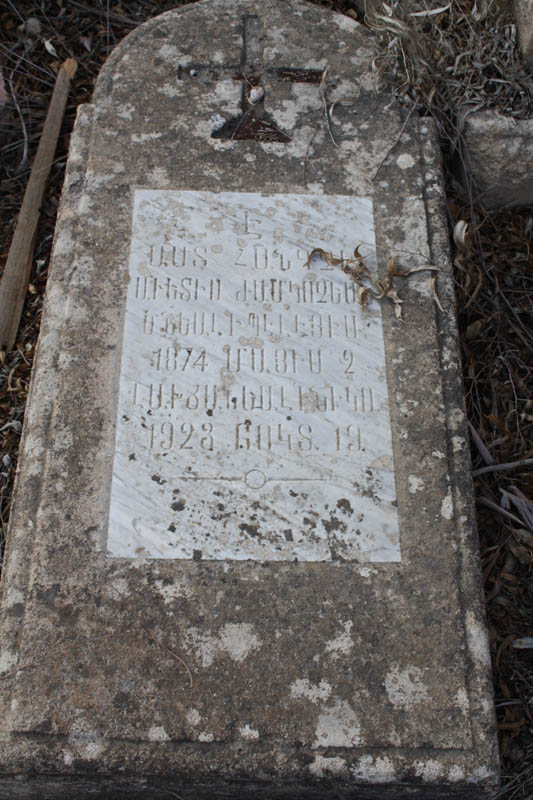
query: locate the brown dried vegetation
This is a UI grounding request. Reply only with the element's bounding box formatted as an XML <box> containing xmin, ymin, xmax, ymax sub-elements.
<box><xmin>0</xmin><ymin>0</ymin><xmax>532</xmax><ymax>796</ymax></box>
<box><xmin>456</xmin><ymin>204</ymin><xmax>533</xmax><ymax>798</ymax></box>
<box><xmin>367</xmin><ymin>2</ymin><xmax>533</xmax><ymax>794</ymax></box>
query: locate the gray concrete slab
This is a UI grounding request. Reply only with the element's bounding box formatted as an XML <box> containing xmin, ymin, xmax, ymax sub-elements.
<box><xmin>0</xmin><ymin>0</ymin><xmax>498</xmax><ymax>797</ymax></box>
<box><xmin>461</xmin><ymin>110</ymin><xmax>533</xmax><ymax>210</ymax></box>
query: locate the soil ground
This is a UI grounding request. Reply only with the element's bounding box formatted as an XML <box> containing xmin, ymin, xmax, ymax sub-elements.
<box><xmin>0</xmin><ymin>1</ymin><xmax>532</xmax><ymax>797</ymax></box>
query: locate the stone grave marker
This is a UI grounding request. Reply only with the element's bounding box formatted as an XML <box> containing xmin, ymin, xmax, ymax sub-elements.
<box><xmin>0</xmin><ymin>0</ymin><xmax>498</xmax><ymax>797</ymax></box>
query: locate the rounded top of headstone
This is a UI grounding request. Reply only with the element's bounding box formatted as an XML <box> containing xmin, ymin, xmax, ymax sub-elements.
<box><xmin>93</xmin><ymin>0</ymin><xmax>375</xmax><ymax>106</ymax></box>
<box><xmin>87</xmin><ymin>0</ymin><xmax>384</xmax><ymax>195</ymax></box>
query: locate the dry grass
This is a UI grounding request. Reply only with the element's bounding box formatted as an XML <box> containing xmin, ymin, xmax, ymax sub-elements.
<box><xmin>0</xmin><ymin>0</ymin><xmax>532</xmax><ymax>796</ymax></box>
<box><xmin>365</xmin><ymin>0</ymin><xmax>532</xmax><ymax>121</ymax></box>
<box><xmin>455</xmin><ymin>202</ymin><xmax>533</xmax><ymax>797</ymax></box>
<box><xmin>364</xmin><ymin>3</ymin><xmax>533</xmax><ymax>794</ymax></box>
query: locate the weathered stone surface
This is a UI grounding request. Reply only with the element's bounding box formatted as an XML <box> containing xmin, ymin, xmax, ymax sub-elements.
<box><xmin>0</xmin><ymin>0</ymin><xmax>498</xmax><ymax>797</ymax></box>
<box><xmin>461</xmin><ymin>110</ymin><xmax>533</xmax><ymax>209</ymax></box>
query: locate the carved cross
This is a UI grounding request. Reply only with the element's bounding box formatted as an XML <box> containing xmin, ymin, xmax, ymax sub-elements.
<box><xmin>178</xmin><ymin>14</ymin><xmax>323</xmax><ymax>142</ymax></box>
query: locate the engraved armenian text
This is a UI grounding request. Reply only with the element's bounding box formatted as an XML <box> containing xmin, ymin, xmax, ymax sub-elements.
<box><xmin>107</xmin><ymin>190</ymin><xmax>400</xmax><ymax>561</ymax></box>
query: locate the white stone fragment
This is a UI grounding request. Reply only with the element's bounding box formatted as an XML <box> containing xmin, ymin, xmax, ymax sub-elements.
<box><xmin>396</xmin><ymin>153</ymin><xmax>415</xmax><ymax>169</ymax></box>
<box><xmin>384</xmin><ymin>666</ymin><xmax>429</xmax><ymax>709</ymax></box>
<box><xmin>184</xmin><ymin>623</ymin><xmax>261</xmax><ymax>667</ymax></box>
<box><xmin>313</xmin><ymin>699</ymin><xmax>361</xmax><ymax>748</ymax></box>
<box><xmin>325</xmin><ymin>621</ymin><xmax>354</xmax><ymax>657</ymax></box>
<box><xmin>0</xmin><ymin>651</ymin><xmax>18</xmax><ymax>674</ymax></box>
<box><xmin>147</xmin><ymin>726</ymin><xmax>170</xmax><ymax>742</ymax></box>
<box><xmin>248</xmin><ymin>85</ymin><xmax>264</xmax><ymax>104</ymax></box>
<box><xmin>408</xmin><ymin>475</ymin><xmax>425</xmax><ymax>494</ymax></box>
<box><xmin>186</xmin><ymin>709</ymin><xmax>201</xmax><ymax>726</ymax></box>
<box><xmin>290</xmin><ymin>679</ymin><xmax>332</xmax><ymax>703</ymax></box>
<box><xmin>239</xmin><ymin>724</ymin><xmax>259</xmax><ymax>740</ymax></box>
<box><xmin>441</xmin><ymin>490</ymin><xmax>453</xmax><ymax>520</ymax></box>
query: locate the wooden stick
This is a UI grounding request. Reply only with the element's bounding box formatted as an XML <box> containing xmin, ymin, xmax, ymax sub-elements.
<box><xmin>0</xmin><ymin>58</ymin><xmax>77</xmax><ymax>352</ymax></box>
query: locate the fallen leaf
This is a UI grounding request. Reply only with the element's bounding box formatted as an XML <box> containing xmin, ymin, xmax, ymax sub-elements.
<box><xmin>409</xmin><ymin>4</ymin><xmax>451</xmax><ymax>17</ymax></box>
<box><xmin>353</xmin><ymin>245</ymin><xmax>364</xmax><ymax>263</ymax></box>
<box><xmin>388</xmin><ymin>288</ymin><xmax>404</xmax><ymax>320</ymax></box>
<box><xmin>62</xmin><ymin>58</ymin><xmax>77</xmax><ymax>79</ymax></box>
<box><xmin>44</xmin><ymin>39</ymin><xmax>58</xmax><ymax>58</ymax></box>
<box><xmin>357</xmin><ymin>286</ymin><xmax>371</xmax><ymax>310</ymax></box>
<box><xmin>401</xmin><ymin>264</ymin><xmax>439</xmax><ymax>275</ymax></box>
<box><xmin>304</xmin><ymin>248</ymin><xmax>344</xmax><ymax>269</ymax></box>
<box><xmin>430</xmin><ymin>276</ymin><xmax>445</xmax><ymax>312</ymax></box>
<box><xmin>453</xmin><ymin>220</ymin><xmax>470</xmax><ymax>252</ymax></box>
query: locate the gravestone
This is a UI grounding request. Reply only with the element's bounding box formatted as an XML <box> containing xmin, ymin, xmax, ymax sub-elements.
<box><xmin>0</xmin><ymin>0</ymin><xmax>498</xmax><ymax>797</ymax></box>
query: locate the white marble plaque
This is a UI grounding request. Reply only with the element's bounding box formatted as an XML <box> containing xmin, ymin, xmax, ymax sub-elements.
<box><xmin>107</xmin><ymin>190</ymin><xmax>400</xmax><ymax>561</ymax></box>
